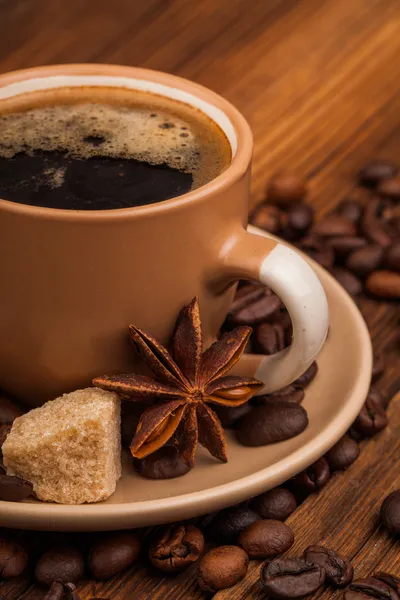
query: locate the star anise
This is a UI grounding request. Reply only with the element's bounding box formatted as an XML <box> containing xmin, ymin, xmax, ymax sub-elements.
<box><xmin>93</xmin><ymin>297</ymin><xmax>263</xmax><ymax>466</ymax></box>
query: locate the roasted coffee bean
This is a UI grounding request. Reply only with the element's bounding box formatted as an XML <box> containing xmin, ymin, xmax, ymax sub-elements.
<box><xmin>368</xmin><ymin>386</ymin><xmax>389</xmax><ymax>410</ymax></box>
<box><xmin>299</xmin><ymin>236</ymin><xmax>335</xmax><ymax>269</ymax></box>
<box><xmin>362</xmin><ymin>197</ymin><xmax>392</xmax><ymax>248</ymax></box>
<box><xmin>336</xmin><ymin>198</ymin><xmax>364</xmax><ymax>223</ymax></box>
<box><xmin>43</xmin><ymin>582</ymin><xmax>65</xmax><ymax>600</ymax></box>
<box><xmin>35</xmin><ymin>546</ymin><xmax>85</xmax><ymax>586</ymax></box>
<box><xmin>229</xmin><ymin>289</ymin><xmax>281</xmax><ymax>325</ymax></box>
<box><xmin>352</xmin><ymin>393</ymin><xmax>387</xmax><ymax>436</ymax></box>
<box><xmin>346</xmin><ymin>245</ymin><xmax>384</xmax><ymax>277</ymax></box>
<box><xmin>0</xmin><ymin>393</ymin><xmax>23</xmax><ymax>424</ymax></box>
<box><xmin>294</xmin><ymin>361</ymin><xmax>318</xmax><ymax>388</ymax></box>
<box><xmin>254</xmin><ymin>322</ymin><xmax>286</xmax><ymax>354</ymax></box>
<box><xmin>358</xmin><ymin>159</ymin><xmax>398</xmax><ymax>186</ymax></box>
<box><xmin>385</xmin><ymin>242</ymin><xmax>400</xmax><ymax>272</ymax></box>
<box><xmin>255</xmin><ymin>385</ymin><xmax>305</xmax><ymax>406</ymax></box>
<box><xmin>0</xmin><ymin>536</ymin><xmax>28</xmax><ymax>578</ymax></box>
<box><xmin>261</xmin><ymin>557</ymin><xmax>325</xmax><ymax>599</ymax></box>
<box><xmin>325</xmin><ymin>435</ymin><xmax>360</xmax><ymax>471</ymax></box>
<box><xmin>206</xmin><ymin>505</ymin><xmax>260</xmax><ymax>544</ymax></box>
<box><xmin>135</xmin><ymin>446</ymin><xmax>191</xmax><ymax>479</ymax></box>
<box><xmin>213</xmin><ymin>402</ymin><xmax>253</xmax><ymax>428</ymax></box>
<box><xmin>64</xmin><ymin>583</ymin><xmax>81</xmax><ymax>600</ymax></box>
<box><xmin>345</xmin><ymin>577</ymin><xmax>399</xmax><ymax>600</ymax></box>
<box><xmin>238</xmin><ymin>519</ymin><xmax>294</xmax><ymax>559</ymax></box>
<box><xmin>237</xmin><ymin>402</ymin><xmax>308</xmax><ymax>447</ymax></box>
<box><xmin>377</xmin><ymin>177</ymin><xmax>400</xmax><ymax>200</ymax></box>
<box><xmin>149</xmin><ymin>524</ymin><xmax>204</xmax><ymax>573</ymax></box>
<box><xmin>88</xmin><ymin>532</ymin><xmax>141</xmax><ymax>580</ymax></box>
<box><xmin>229</xmin><ymin>283</ymin><xmax>265</xmax><ymax>314</ymax></box>
<box><xmin>366</xmin><ymin>270</ymin><xmax>400</xmax><ymax>298</ymax></box>
<box><xmin>197</xmin><ymin>546</ymin><xmax>249</xmax><ymax>593</ymax></box>
<box><xmin>373</xmin><ymin>573</ymin><xmax>400</xmax><ymax>595</ymax></box>
<box><xmin>267</xmin><ymin>172</ymin><xmax>307</xmax><ymax>207</ymax></box>
<box><xmin>283</xmin><ymin>204</ymin><xmax>314</xmax><ymax>239</ymax></box>
<box><xmin>0</xmin><ymin>474</ymin><xmax>33</xmax><ymax>502</ymax></box>
<box><xmin>312</xmin><ymin>214</ymin><xmax>356</xmax><ymax>237</ymax></box>
<box><xmin>295</xmin><ymin>457</ymin><xmax>330</xmax><ymax>491</ymax></box>
<box><xmin>380</xmin><ymin>490</ymin><xmax>400</xmax><ymax>535</ymax></box>
<box><xmin>252</xmin><ymin>203</ymin><xmax>282</xmax><ymax>233</ymax></box>
<box><xmin>332</xmin><ymin>268</ymin><xmax>363</xmax><ymax>296</ymax></box>
<box><xmin>303</xmin><ymin>545</ymin><xmax>353</xmax><ymax>587</ymax></box>
<box><xmin>328</xmin><ymin>236</ymin><xmax>368</xmax><ymax>258</ymax></box>
<box><xmin>250</xmin><ymin>487</ymin><xmax>297</xmax><ymax>521</ymax></box>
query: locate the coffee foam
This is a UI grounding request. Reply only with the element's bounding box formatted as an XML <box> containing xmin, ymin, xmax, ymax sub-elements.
<box><xmin>0</xmin><ymin>88</ymin><xmax>231</xmax><ymax>189</ymax></box>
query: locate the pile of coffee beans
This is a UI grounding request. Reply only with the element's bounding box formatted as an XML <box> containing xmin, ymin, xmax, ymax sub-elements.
<box><xmin>251</xmin><ymin>163</ymin><xmax>400</xmax><ymax>299</ymax></box>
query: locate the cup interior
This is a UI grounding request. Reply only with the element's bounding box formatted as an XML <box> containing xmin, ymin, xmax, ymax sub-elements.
<box><xmin>0</xmin><ymin>73</ymin><xmax>238</xmax><ymax>156</ymax></box>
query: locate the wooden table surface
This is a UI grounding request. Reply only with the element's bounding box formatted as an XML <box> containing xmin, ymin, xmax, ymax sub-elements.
<box><xmin>1</xmin><ymin>1</ymin><xmax>399</xmax><ymax>598</ymax></box>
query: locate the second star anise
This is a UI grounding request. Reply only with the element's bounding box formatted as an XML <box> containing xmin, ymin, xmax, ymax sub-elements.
<box><xmin>93</xmin><ymin>297</ymin><xmax>263</xmax><ymax>466</ymax></box>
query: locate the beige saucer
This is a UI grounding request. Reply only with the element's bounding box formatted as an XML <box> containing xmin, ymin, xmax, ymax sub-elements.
<box><xmin>0</xmin><ymin>226</ymin><xmax>372</xmax><ymax>531</ymax></box>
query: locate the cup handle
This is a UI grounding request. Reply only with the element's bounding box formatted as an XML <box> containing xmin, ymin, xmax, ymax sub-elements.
<box><xmin>218</xmin><ymin>229</ymin><xmax>329</xmax><ymax>393</ymax></box>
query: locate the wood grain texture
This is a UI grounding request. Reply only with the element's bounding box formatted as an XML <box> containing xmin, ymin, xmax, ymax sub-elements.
<box><xmin>0</xmin><ymin>0</ymin><xmax>399</xmax><ymax>598</ymax></box>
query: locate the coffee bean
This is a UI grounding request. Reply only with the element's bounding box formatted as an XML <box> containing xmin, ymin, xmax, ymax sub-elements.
<box><xmin>197</xmin><ymin>546</ymin><xmax>249</xmax><ymax>593</ymax></box>
<box><xmin>43</xmin><ymin>582</ymin><xmax>65</xmax><ymax>600</ymax></box>
<box><xmin>35</xmin><ymin>546</ymin><xmax>85</xmax><ymax>586</ymax></box>
<box><xmin>299</xmin><ymin>236</ymin><xmax>335</xmax><ymax>269</ymax></box>
<box><xmin>346</xmin><ymin>245</ymin><xmax>384</xmax><ymax>277</ymax></box>
<box><xmin>0</xmin><ymin>537</ymin><xmax>28</xmax><ymax>578</ymax></box>
<box><xmin>63</xmin><ymin>583</ymin><xmax>81</xmax><ymax>600</ymax></box>
<box><xmin>206</xmin><ymin>505</ymin><xmax>260</xmax><ymax>544</ymax></box>
<box><xmin>312</xmin><ymin>215</ymin><xmax>356</xmax><ymax>237</ymax></box>
<box><xmin>358</xmin><ymin>159</ymin><xmax>398</xmax><ymax>186</ymax></box>
<box><xmin>236</xmin><ymin>402</ymin><xmax>308</xmax><ymax>447</ymax></box>
<box><xmin>362</xmin><ymin>197</ymin><xmax>392</xmax><ymax>248</ymax></box>
<box><xmin>368</xmin><ymin>386</ymin><xmax>389</xmax><ymax>410</ymax></box>
<box><xmin>294</xmin><ymin>361</ymin><xmax>318</xmax><ymax>388</ymax></box>
<box><xmin>325</xmin><ymin>435</ymin><xmax>360</xmax><ymax>471</ymax></box>
<box><xmin>88</xmin><ymin>532</ymin><xmax>141</xmax><ymax>580</ymax></box>
<box><xmin>252</xmin><ymin>203</ymin><xmax>282</xmax><ymax>233</ymax></box>
<box><xmin>283</xmin><ymin>204</ymin><xmax>314</xmax><ymax>239</ymax></box>
<box><xmin>149</xmin><ymin>524</ymin><xmax>204</xmax><ymax>573</ymax></box>
<box><xmin>135</xmin><ymin>446</ymin><xmax>191</xmax><ymax>479</ymax></box>
<box><xmin>377</xmin><ymin>177</ymin><xmax>400</xmax><ymax>200</ymax></box>
<box><xmin>373</xmin><ymin>573</ymin><xmax>400</xmax><ymax>595</ymax></box>
<box><xmin>295</xmin><ymin>457</ymin><xmax>330</xmax><ymax>491</ymax></box>
<box><xmin>352</xmin><ymin>393</ymin><xmax>387</xmax><ymax>436</ymax></box>
<box><xmin>336</xmin><ymin>198</ymin><xmax>364</xmax><ymax>223</ymax></box>
<box><xmin>303</xmin><ymin>545</ymin><xmax>353</xmax><ymax>587</ymax></box>
<box><xmin>0</xmin><ymin>474</ymin><xmax>33</xmax><ymax>502</ymax></box>
<box><xmin>366</xmin><ymin>270</ymin><xmax>400</xmax><ymax>298</ymax></box>
<box><xmin>239</xmin><ymin>519</ymin><xmax>294</xmax><ymax>559</ymax></box>
<box><xmin>332</xmin><ymin>268</ymin><xmax>363</xmax><ymax>296</ymax></box>
<box><xmin>328</xmin><ymin>236</ymin><xmax>368</xmax><ymax>258</ymax></box>
<box><xmin>255</xmin><ymin>385</ymin><xmax>305</xmax><ymax>406</ymax></box>
<box><xmin>385</xmin><ymin>242</ymin><xmax>400</xmax><ymax>272</ymax></box>
<box><xmin>380</xmin><ymin>490</ymin><xmax>400</xmax><ymax>535</ymax></box>
<box><xmin>254</xmin><ymin>322</ymin><xmax>286</xmax><ymax>354</ymax></box>
<box><xmin>229</xmin><ymin>283</ymin><xmax>265</xmax><ymax>314</ymax></box>
<box><xmin>267</xmin><ymin>172</ymin><xmax>307</xmax><ymax>207</ymax></box>
<box><xmin>0</xmin><ymin>393</ymin><xmax>23</xmax><ymax>424</ymax></box>
<box><xmin>261</xmin><ymin>557</ymin><xmax>325</xmax><ymax>599</ymax></box>
<box><xmin>345</xmin><ymin>577</ymin><xmax>399</xmax><ymax>600</ymax></box>
<box><xmin>229</xmin><ymin>289</ymin><xmax>281</xmax><ymax>325</ymax></box>
<box><xmin>213</xmin><ymin>402</ymin><xmax>253</xmax><ymax>428</ymax></box>
<box><xmin>250</xmin><ymin>487</ymin><xmax>297</xmax><ymax>521</ymax></box>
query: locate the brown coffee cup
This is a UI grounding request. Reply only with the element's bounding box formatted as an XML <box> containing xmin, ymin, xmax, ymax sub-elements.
<box><xmin>0</xmin><ymin>64</ymin><xmax>329</xmax><ymax>406</ymax></box>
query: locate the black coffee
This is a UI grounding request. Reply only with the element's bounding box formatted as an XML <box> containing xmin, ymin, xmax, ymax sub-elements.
<box><xmin>0</xmin><ymin>87</ymin><xmax>231</xmax><ymax>210</ymax></box>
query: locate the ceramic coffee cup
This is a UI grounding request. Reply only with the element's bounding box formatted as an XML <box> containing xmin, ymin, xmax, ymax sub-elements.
<box><xmin>0</xmin><ymin>64</ymin><xmax>329</xmax><ymax>406</ymax></box>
